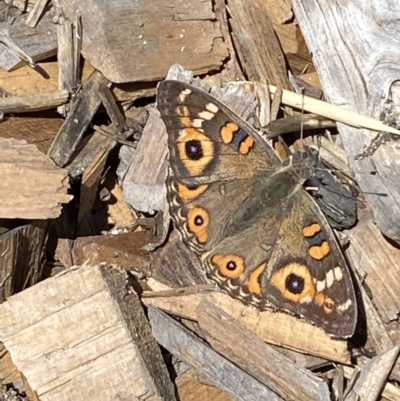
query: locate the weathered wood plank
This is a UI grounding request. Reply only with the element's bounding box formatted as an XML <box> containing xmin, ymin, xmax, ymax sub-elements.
<box><xmin>0</xmin><ymin>9</ymin><xmax>57</xmax><ymax>70</ymax></box>
<box><xmin>58</xmin><ymin>0</ymin><xmax>228</xmax><ymax>83</ymax></box>
<box><xmin>48</xmin><ymin>71</ymin><xmax>110</xmax><ymax>167</ymax></box>
<box><xmin>0</xmin><ymin>264</ymin><xmax>176</xmax><ymax>401</ymax></box>
<box><xmin>197</xmin><ymin>299</ymin><xmax>330</xmax><ymax>401</ymax></box>
<box><xmin>0</xmin><ymin>91</ymin><xmax>69</xmax><ymax>113</ymax></box>
<box><xmin>148</xmin><ymin>306</ymin><xmax>284</xmax><ymax>401</ymax></box>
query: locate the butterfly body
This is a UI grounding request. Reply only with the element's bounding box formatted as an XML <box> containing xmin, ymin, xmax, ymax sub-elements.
<box><xmin>157</xmin><ymin>80</ymin><xmax>357</xmax><ymax>338</ymax></box>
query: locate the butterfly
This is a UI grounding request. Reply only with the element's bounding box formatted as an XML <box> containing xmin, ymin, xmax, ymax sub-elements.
<box><xmin>157</xmin><ymin>80</ymin><xmax>357</xmax><ymax>337</ymax></box>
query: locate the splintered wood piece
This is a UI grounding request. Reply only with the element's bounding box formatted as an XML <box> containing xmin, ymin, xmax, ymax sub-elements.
<box><xmin>148</xmin><ymin>306</ymin><xmax>284</xmax><ymax>401</ymax></box>
<box><xmin>0</xmin><ymin>221</ymin><xmax>49</xmax><ymax>301</ymax></box>
<box><xmin>0</xmin><ymin>91</ymin><xmax>69</xmax><ymax>113</ymax></box>
<box><xmin>227</xmin><ymin>0</ymin><xmax>291</xmax><ymax>88</ymax></box>
<box><xmin>291</xmin><ymin>0</ymin><xmax>400</xmax><ymax>242</ymax></box>
<box><xmin>103</xmin><ymin>175</ymin><xmax>138</xmax><ymax>228</ymax></box>
<box><xmin>48</xmin><ymin>71</ymin><xmax>110</xmax><ymax>167</ymax></box>
<box><xmin>0</xmin><ymin>138</ymin><xmax>72</xmax><ymax>219</ymax></box>
<box><xmin>0</xmin><ymin>264</ymin><xmax>176</xmax><ymax>401</ymax></box>
<box><xmin>57</xmin><ymin>0</ymin><xmax>228</xmax><ymax>82</ymax></box>
<box><xmin>25</xmin><ymin>0</ymin><xmax>49</xmax><ymax>28</ymax></box>
<box><xmin>0</xmin><ymin>9</ymin><xmax>57</xmax><ymax>70</ymax></box>
<box><xmin>197</xmin><ymin>299</ymin><xmax>330</xmax><ymax>401</ymax></box>
<box><xmin>347</xmin><ymin>209</ymin><xmax>400</xmax><ymax>322</ymax></box>
<box><xmin>143</xmin><ymin>291</ymin><xmax>351</xmax><ymax>363</ymax></box>
<box><xmin>345</xmin><ymin>345</ymin><xmax>400</xmax><ymax>401</ymax></box>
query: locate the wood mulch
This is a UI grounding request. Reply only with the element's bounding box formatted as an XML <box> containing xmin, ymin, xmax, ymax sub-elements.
<box><xmin>1</xmin><ymin>0</ymin><xmax>400</xmax><ymax>400</ymax></box>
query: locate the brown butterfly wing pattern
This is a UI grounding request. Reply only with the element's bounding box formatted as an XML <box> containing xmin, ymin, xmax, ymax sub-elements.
<box><xmin>157</xmin><ymin>80</ymin><xmax>357</xmax><ymax>338</ymax></box>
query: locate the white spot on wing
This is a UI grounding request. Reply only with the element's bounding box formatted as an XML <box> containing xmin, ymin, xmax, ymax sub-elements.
<box><xmin>179</xmin><ymin>88</ymin><xmax>192</xmax><ymax>102</ymax></box>
<box><xmin>325</xmin><ymin>269</ymin><xmax>334</xmax><ymax>288</ymax></box>
<box><xmin>316</xmin><ymin>280</ymin><xmax>325</xmax><ymax>292</ymax></box>
<box><xmin>192</xmin><ymin>118</ymin><xmax>203</xmax><ymax>128</ymax></box>
<box><xmin>206</xmin><ymin>102</ymin><xmax>219</xmax><ymax>113</ymax></box>
<box><xmin>198</xmin><ymin>110</ymin><xmax>215</xmax><ymax>120</ymax></box>
<box><xmin>333</xmin><ymin>266</ymin><xmax>344</xmax><ymax>281</ymax></box>
<box><xmin>337</xmin><ymin>299</ymin><xmax>352</xmax><ymax>312</ymax></box>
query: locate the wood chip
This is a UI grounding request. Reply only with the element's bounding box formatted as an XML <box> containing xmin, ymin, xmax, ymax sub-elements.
<box><xmin>58</xmin><ymin>0</ymin><xmax>228</xmax><ymax>82</ymax></box>
<box><xmin>0</xmin><ymin>264</ymin><xmax>176</xmax><ymax>401</ymax></box>
<box><xmin>197</xmin><ymin>299</ymin><xmax>331</xmax><ymax>401</ymax></box>
<box><xmin>0</xmin><ymin>138</ymin><xmax>72</xmax><ymax>219</ymax></box>
<box><xmin>148</xmin><ymin>305</ymin><xmax>284</xmax><ymax>401</ymax></box>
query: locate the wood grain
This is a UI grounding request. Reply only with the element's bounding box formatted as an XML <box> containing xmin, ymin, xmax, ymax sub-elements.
<box><xmin>58</xmin><ymin>0</ymin><xmax>228</xmax><ymax>82</ymax></box>
<box><xmin>0</xmin><ymin>138</ymin><xmax>72</xmax><ymax>219</ymax></box>
<box><xmin>0</xmin><ymin>264</ymin><xmax>176</xmax><ymax>401</ymax></box>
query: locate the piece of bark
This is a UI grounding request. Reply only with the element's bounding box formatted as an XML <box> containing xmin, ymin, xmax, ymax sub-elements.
<box><xmin>57</xmin><ymin>0</ymin><xmax>228</xmax><ymax>83</ymax></box>
<box><xmin>0</xmin><ymin>138</ymin><xmax>72</xmax><ymax>219</ymax></box>
<box><xmin>0</xmin><ymin>264</ymin><xmax>176</xmax><ymax>401</ymax></box>
<box><xmin>0</xmin><ymin>220</ymin><xmax>49</xmax><ymax>302</ymax></box>
<box><xmin>176</xmin><ymin>370</ymin><xmax>233</xmax><ymax>401</ymax></box>
<box><xmin>346</xmin><ymin>208</ymin><xmax>400</xmax><ymax>323</ymax></box>
<box><xmin>0</xmin><ymin>9</ymin><xmax>57</xmax><ymax>70</ymax></box>
<box><xmin>291</xmin><ymin>0</ymin><xmax>400</xmax><ymax>242</ymax></box>
<box><xmin>346</xmin><ymin>345</ymin><xmax>400</xmax><ymax>401</ymax></box>
<box><xmin>48</xmin><ymin>71</ymin><xmax>110</xmax><ymax>167</ymax></box>
<box><xmin>143</xmin><ymin>291</ymin><xmax>351</xmax><ymax>363</ymax></box>
<box><xmin>0</xmin><ymin>90</ymin><xmax>69</xmax><ymax>113</ymax></box>
<box><xmin>148</xmin><ymin>306</ymin><xmax>284</xmax><ymax>401</ymax></box>
<box><xmin>197</xmin><ymin>299</ymin><xmax>330</xmax><ymax>401</ymax></box>
<box><xmin>227</xmin><ymin>0</ymin><xmax>291</xmax><ymax>89</ymax></box>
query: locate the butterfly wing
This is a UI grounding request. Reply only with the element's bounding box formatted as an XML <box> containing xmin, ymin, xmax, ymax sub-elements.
<box><xmin>157</xmin><ymin>80</ymin><xmax>357</xmax><ymax>337</ymax></box>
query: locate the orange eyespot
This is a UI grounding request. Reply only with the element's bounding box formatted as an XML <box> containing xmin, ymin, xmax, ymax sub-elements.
<box><xmin>187</xmin><ymin>207</ymin><xmax>209</xmax><ymax>243</ymax></box>
<box><xmin>177</xmin><ymin>129</ymin><xmax>214</xmax><ymax>176</ymax></box>
<box><xmin>271</xmin><ymin>263</ymin><xmax>316</xmax><ymax>302</ymax></box>
<box><xmin>211</xmin><ymin>254</ymin><xmax>245</xmax><ymax>278</ymax></box>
